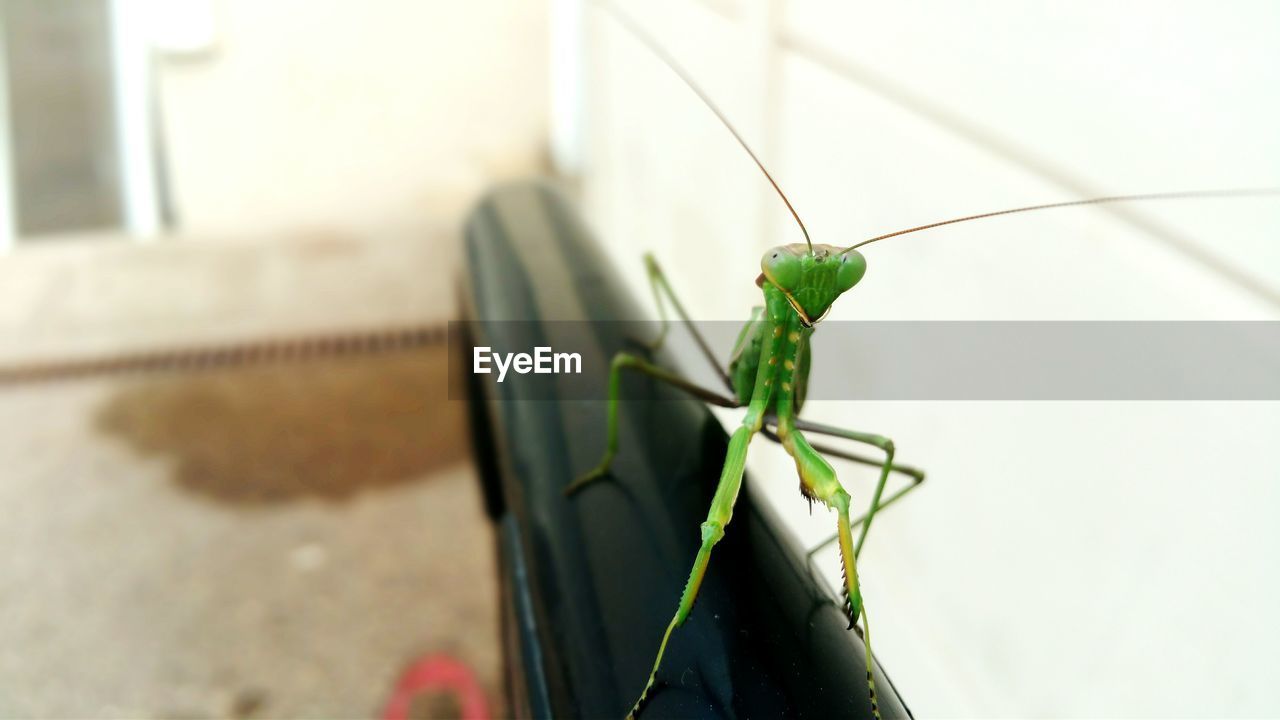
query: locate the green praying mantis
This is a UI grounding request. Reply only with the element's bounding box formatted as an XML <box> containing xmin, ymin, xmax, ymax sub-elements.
<box><xmin>564</xmin><ymin>6</ymin><xmax>1278</xmax><ymax>719</ymax></box>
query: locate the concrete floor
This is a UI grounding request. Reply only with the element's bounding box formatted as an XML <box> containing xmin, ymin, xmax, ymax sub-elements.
<box><xmin>0</xmin><ymin>231</ymin><xmax>499</xmax><ymax>718</ymax></box>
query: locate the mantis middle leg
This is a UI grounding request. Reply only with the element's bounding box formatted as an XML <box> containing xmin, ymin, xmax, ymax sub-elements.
<box><xmin>566</xmin><ymin>352</ymin><xmax>739</xmax><ymax>495</ymax></box>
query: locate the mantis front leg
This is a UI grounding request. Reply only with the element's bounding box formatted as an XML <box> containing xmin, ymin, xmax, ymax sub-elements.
<box><xmin>764</xmin><ymin>417</ymin><xmax>925</xmax><ymax>559</ymax></box>
<box><xmin>788</xmin><ymin>417</ymin><xmax>901</xmax><ymax>550</ymax></box>
<box><xmin>783</xmin><ymin>417</ymin><xmax>922</xmax><ymax>559</ymax></box>
<box><xmin>773</xmin><ymin>416</ymin><xmax>883</xmax><ymax>720</ymax></box>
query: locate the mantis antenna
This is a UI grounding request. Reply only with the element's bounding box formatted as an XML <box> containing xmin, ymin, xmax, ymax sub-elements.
<box><xmin>841</xmin><ymin>189</ymin><xmax>1280</xmax><ymax>253</ymax></box>
<box><xmin>601</xmin><ymin>2</ymin><xmax>814</xmax><ymax>254</ymax></box>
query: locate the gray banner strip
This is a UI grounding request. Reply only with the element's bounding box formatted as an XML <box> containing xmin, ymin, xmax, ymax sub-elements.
<box><xmin>451</xmin><ymin>321</ymin><xmax>1280</xmax><ymax>401</ymax></box>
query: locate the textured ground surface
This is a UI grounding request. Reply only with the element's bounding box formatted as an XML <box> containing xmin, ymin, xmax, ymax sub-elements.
<box><xmin>0</xmin><ymin>231</ymin><xmax>499</xmax><ymax>718</ymax></box>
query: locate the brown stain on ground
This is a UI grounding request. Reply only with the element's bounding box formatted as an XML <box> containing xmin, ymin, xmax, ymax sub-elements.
<box><xmin>95</xmin><ymin>345</ymin><xmax>466</xmax><ymax>505</ymax></box>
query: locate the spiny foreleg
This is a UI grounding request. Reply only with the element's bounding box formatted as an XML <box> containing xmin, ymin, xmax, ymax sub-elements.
<box><xmin>775</xmin><ymin>421</ymin><xmax>881</xmax><ymax>719</ymax></box>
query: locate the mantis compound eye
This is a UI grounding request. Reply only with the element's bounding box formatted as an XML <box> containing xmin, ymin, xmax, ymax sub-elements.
<box><xmin>836</xmin><ymin>250</ymin><xmax>867</xmax><ymax>292</ymax></box>
<box><xmin>761</xmin><ymin>246</ymin><xmax>803</xmax><ymax>290</ymax></box>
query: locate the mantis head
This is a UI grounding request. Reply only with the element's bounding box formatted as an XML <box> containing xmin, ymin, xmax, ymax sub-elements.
<box><xmin>761</xmin><ymin>244</ymin><xmax>867</xmax><ymax>326</ymax></box>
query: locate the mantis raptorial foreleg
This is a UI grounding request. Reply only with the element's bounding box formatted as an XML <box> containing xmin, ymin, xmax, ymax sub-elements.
<box><xmin>773</xmin><ymin>420</ymin><xmax>863</xmax><ymax>619</ymax></box>
<box><xmin>778</xmin><ymin>418</ymin><xmax>903</xmax><ymax>557</ymax></box>
<box><xmin>761</xmin><ymin>421</ymin><xmax>925</xmax><ymax>563</ymax></box>
<box><xmin>763</xmin><ymin>423</ymin><xmax>925</xmax><ymax>494</ymax></box>
<box><xmin>565</xmin><ymin>352</ymin><xmax>740</xmax><ymax>495</ymax></box>
<box><xmin>772</xmin><ymin>416</ymin><xmax>883</xmax><ymax>718</ymax></box>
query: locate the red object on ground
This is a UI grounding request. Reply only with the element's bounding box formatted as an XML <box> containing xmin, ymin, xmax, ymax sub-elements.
<box><xmin>381</xmin><ymin>654</ymin><xmax>490</xmax><ymax>720</ymax></box>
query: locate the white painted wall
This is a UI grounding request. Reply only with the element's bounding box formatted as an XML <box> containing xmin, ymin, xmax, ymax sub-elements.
<box><xmin>155</xmin><ymin>0</ymin><xmax>550</xmax><ymax>238</ymax></box>
<box><xmin>575</xmin><ymin>1</ymin><xmax>1280</xmax><ymax>716</ymax></box>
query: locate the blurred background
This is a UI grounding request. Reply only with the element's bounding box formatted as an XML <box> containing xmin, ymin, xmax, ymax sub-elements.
<box><xmin>1</xmin><ymin>0</ymin><xmax>1278</xmax><ymax>718</ymax></box>
<box><xmin>0</xmin><ymin>1</ymin><xmax>547</xmax><ymax>717</ymax></box>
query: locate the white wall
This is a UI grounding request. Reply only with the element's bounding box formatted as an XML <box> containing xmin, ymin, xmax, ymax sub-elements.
<box><xmin>576</xmin><ymin>1</ymin><xmax>1280</xmax><ymax>716</ymax></box>
<box><xmin>156</xmin><ymin>0</ymin><xmax>550</xmax><ymax>238</ymax></box>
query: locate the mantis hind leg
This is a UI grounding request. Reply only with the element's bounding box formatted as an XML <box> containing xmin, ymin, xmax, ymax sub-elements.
<box><xmin>773</xmin><ymin>420</ymin><xmax>882</xmax><ymax>719</ymax></box>
<box><xmin>565</xmin><ymin>351</ymin><xmax>739</xmax><ymax>495</ymax></box>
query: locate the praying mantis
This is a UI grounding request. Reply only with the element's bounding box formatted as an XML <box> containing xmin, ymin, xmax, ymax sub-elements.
<box><xmin>564</xmin><ymin>5</ymin><xmax>1278</xmax><ymax>719</ymax></box>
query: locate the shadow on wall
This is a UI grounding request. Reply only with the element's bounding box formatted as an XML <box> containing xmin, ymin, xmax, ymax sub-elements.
<box><xmin>95</xmin><ymin>345</ymin><xmax>465</xmax><ymax>505</ymax></box>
